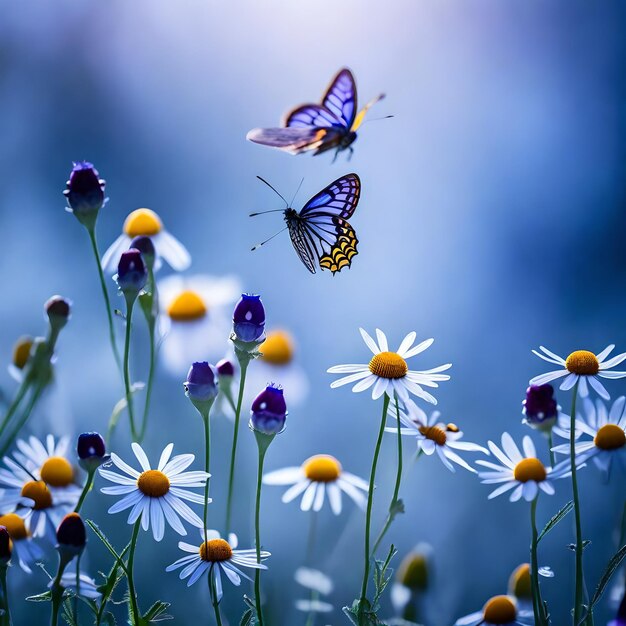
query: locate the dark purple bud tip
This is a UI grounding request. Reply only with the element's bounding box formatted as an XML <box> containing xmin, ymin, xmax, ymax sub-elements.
<box><xmin>77</xmin><ymin>432</ymin><xmax>106</xmax><ymax>460</ymax></box>
<box><xmin>216</xmin><ymin>359</ymin><xmax>235</xmax><ymax>378</ymax></box>
<box><xmin>523</xmin><ymin>384</ymin><xmax>558</xmax><ymax>428</ymax></box>
<box><xmin>129</xmin><ymin>236</ymin><xmax>156</xmax><ymax>268</ymax></box>
<box><xmin>63</xmin><ymin>161</ymin><xmax>106</xmax><ymax>217</ymax></box>
<box><xmin>0</xmin><ymin>526</ymin><xmax>11</xmax><ymax>562</ymax></box>
<box><xmin>233</xmin><ymin>294</ymin><xmax>265</xmax><ymax>342</ymax></box>
<box><xmin>115</xmin><ymin>249</ymin><xmax>147</xmax><ymax>294</ymax></box>
<box><xmin>56</xmin><ymin>513</ymin><xmax>86</xmax><ymax>549</ymax></box>
<box><xmin>184</xmin><ymin>362</ymin><xmax>218</xmax><ymax>403</ymax></box>
<box><xmin>250</xmin><ymin>384</ymin><xmax>287</xmax><ymax>435</ymax></box>
<box><xmin>45</xmin><ymin>295</ymin><xmax>71</xmax><ymax>330</ymax></box>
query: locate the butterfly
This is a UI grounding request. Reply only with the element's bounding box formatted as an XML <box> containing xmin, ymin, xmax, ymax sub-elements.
<box><xmin>250</xmin><ymin>173</ymin><xmax>361</xmax><ymax>274</ymax></box>
<box><xmin>246</xmin><ymin>68</ymin><xmax>385</xmax><ymax>161</ymax></box>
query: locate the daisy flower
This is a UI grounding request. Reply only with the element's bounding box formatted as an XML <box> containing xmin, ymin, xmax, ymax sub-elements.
<box><xmin>48</xmin><ymin>563</ymin><xmax>102</xmax><ymax>600</ymax></box>
<box><xmin>552</xmin><ymin>396</ymin><xmax>626</xmax><ymax>478</ymax></box>
<box><xmin>454</xmin><ymin>594</ymin><xmax>533</xmax><ymax>626</ymax></box>
<box><xmin>327</xmin><ymin>328</ymin><xmax>451</xmax><ymax>404</ymax></box>
<box><xmin>165</xmin><ymin>529</ymin><xmax>269</xmax><ymax>602</ymax></box>
<box><xmin>263</xmin><ymin>454</ymin><xmax>368</xmax><ymax>514</ymax></box>
<box><xmin>294</xmin><ymin>567</ymin><xmax>334</xmax><ymax>614</ymax></box>
<box><xmin>99</xmin><ymin>442</ymin><xmax>208</xmax><ymax>542</ymax></box>
<box><xmin>476</xmin><ymin>433</ymin><xmax>571</xmax><ymax>502</ymax></box>
<box><xmin>530</xmin><ymin>344</ymin><xmax>626</xmax><ymax>400</ymax></box>
<box><xmin>101</xmin><ymin>208</ymin><xmax>191</xmax><ymax>273</ymax></box>
<box><xmin>158</xmin><ymin>274</ymin><xmax>241</xmax><ymax>375</ymax></box>
<box><xmin>0</xmin><ymin>512</ymin><xmax>43</xmax><ymax>572</ymax></box>
<box><xmin>386</xmin><ymin>400</ymin><xmax>487</xmax><ymax>472</ymax></box>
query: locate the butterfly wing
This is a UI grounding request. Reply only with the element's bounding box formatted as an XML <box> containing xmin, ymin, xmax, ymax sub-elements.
<box><xmin>246</xmin><ymin>126</ymin><xmax>344</xmax><ymax>155</ymax></box>
<box><xmin>286</xmin><ymin>216</ymin><xmax>317</xmax><ymax>274</ymax></box>
<box><xmin>322</xmin><ymin>68</ymin><xmax>357</xmax><ymax>129</ymax></box>
<box><xmin>300</xmin><ymin>173</ymin><xmax>361</xmax><ymax>219</ymax></box>
<box><xmin>284</xmin><ymin>104</ymin><xmax>342</xmax><ymax>128</ymax></box>
<box><xmin>318</xmin><ymin>219</ymin><xmax>359</xmax><ymax>275</ymax></box>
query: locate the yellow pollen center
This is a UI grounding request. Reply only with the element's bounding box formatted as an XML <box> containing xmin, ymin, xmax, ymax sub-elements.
<box><xmin>513</xmin><ymin>458</ymin><xmax>547</xmax><ymax>483</ymax></box>
<box><xmin>0</xmin><ymin>513</ymin><xmax>28</xmax><ymax>540</ymax></box>
<box><xmin>21</xmin><ymin>481</ymin><xmax>53</xmax><ymax>510</ymax></box>
<box><xmin>509</xmin><ymin>563</ymin><xmax>531</xmax><ymax>599</ymax></box>
<box><xmin>260</xmin><ymin>331</ymin><xmax>294</xmax><ymax>366</ymax></box>
<box><xmin>419</xmin><ymin>425</ymin><xmax>447</xmax><ymax>446</ymax></box>
<box><xmin>594</xmin><ymin>424</ymin><xmax>626</xmax><ymax>450</ymax></box>
<box><xmin>565</xmin><ymin>350</ymin><xmax>599</xmax><ymax>375</ymax></box>
<box><xmin>40</xmin><ymin>457</ymin><xmax>74</xmax><ymax>487</ymax></box>
<box><xmin>199</xmin><ymin>538</ymin><xmax>233</xmax><ymax>562</ymax></box>
<box><xmin>303</xmin><ymin>455</ymin><xmax>342</xmax><ymax>482</ymax></box>
<box><xmin>369</xmin><ymin>352</ymin><xmax>408</xmax><ymax>379</ymax></box>
<box><xmin>137</xmin><ymin>470</ymin><xmax>170</xmax><ymax>497</ymax></box>
<box><xmin>167</xmin><ymin>290</ymin><xmax>208</xmax><ymax>322</ymax></box>
<box><xmin>123</xmin><ymin>208</ymin><xmax>163</xmax><ymax>237</ymax></box>
<box><xmin>12</xmin><ymin>337</ymin><xmax>33</xmax><ymax>370</ymax></box>
<box><xmin>483</xmin><ymin>596</ymin><xmax>517</xmax><ymax>624</ymax></box>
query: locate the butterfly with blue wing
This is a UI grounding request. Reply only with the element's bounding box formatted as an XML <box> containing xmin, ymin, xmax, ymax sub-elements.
<box><xmin>250</xmin><ymin>173</ymin><xmax>361</xmax><ymax>274</ymax></box>
<box><xmin>247</xmin><ymin>68</ymin><xmax>386</xmax><ymax>161</ymax></box>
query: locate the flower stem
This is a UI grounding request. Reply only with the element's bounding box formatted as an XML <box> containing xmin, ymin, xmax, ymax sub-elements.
<box><xmin>0</xmin><ymin>564</ymin><xmax>11</xmax><ymax>626</ymax></box>
<box><xmin>0</xmin><ymin>377</ymin><xmax>30</xmax><ymax>440</ymax></box>
<box><xmin>202</xmin><ymin>409</ymin><xmax>211</xmax><ymax>543</ymax></box>
<box><xmin>0</xmin><ymin>383</ymin><xmax>45</xmax><ymax>460</ymax></box>
<box><xmin>225</xmin><ymin>359</ymin><xmax>249</xmax><ymax>534</ymax></box>
<box><xmin>126</xmin><ymin>519</ymin><xmax>141</xmax><ymax>625</ymax></box>
<box><xmin>74</xmin><ymin>469</ymin><xmax>95</xmax><ymax>514</ymax></box>
<box><xmin>530</xmin><ymin>496</ymin><xmax>547</xmax><ymax>625</ymax></box>
<box><xmin>138</xmin><ymin>269</ymin><xmax>158</xmax><ymax>444</ymax></box>
<box><xmin>50</xmin><ymin>556</ymin><xmax>71</xmax><ymax>626</ymax></box>
<box><xmin>209</xmin><ymin>567</ymin><xmax>224</xmax><ymax>626</ymax></box>
<box><xmin>547</xmin><ymin>429</ymin><xmax>555</xmax><ymax>467</ymax></box>
<box><xmin>122</xmin><ymin>296</ymin><xmax>139</xmax><ymax>442</ymax></box>
<box><xmin>358</xmin><ymin>394</ymin><xmax>391</xmax><ymax>625</ymax></box>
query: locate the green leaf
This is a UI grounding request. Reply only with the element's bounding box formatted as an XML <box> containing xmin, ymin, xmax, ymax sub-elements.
<box><xmin>239</xmin><ymin>608</ymin><xmax>255</xmax><ymax>626</ymax></box>
<box><xmin>389</xmin><ymin>498</ymin><xmax>405</xmax><ymax>517</ymax></box>
<box><xmin>101</xmin><ymin>612</ymin><xmax>117</xmax><ymax>626</ymax></box>
<box><xmin>143</xmin><ymin>600</ymin><xmax>172</xmax><ymax>622</ymax></box>
<box><xmin>26</xmin><ymin>590</ymin><xmax>52</xmax><ymax>602</ymax></box>
<box><xmin>107</xmin><ymin>384</ymin><xmax>145</xmax><ymax>440</ymax></box>
<box><xmin>61</xmin><ymin>599</ymin><xmax>79</xmax><ymax>625</ymax></box>
<box><xmin>590</xmin><ymin>544</ymin><xmax>626</xmax><ymax>608</ymax></box>
<box><xmin>537</xmin><ymin>500</ymin><xmax>573</xmax><ymax>543</ymax></box>
<box><xmin>373</xmin><ymin>544</ymin><xmax>397</xmax><ymax>607</ymax></box>
<box><xmin>86</xmin><ymin>520</ymin><xmax>129</xmax><ymax>576</ymax></box>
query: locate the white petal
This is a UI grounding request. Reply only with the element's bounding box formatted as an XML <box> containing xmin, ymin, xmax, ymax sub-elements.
<box><xmin>158</xmin><ymin>444</ymin><xmax>174</xmax><ymax>471</ymax></box>
<box><xmin>131</xmin><ymin>443</ymin><xmax>152</xmax><ymax>472</ymax></box>
<box><xmin>300</xmin><ymin>483</ymin><xmax>317</xmax><ymax>511</ymax></box>
<box><xmin>402</xmin><ymin>338</ymin><xmax>434</xmax><ymax>359</ymax></box>
<box><xmin>396</xmin><ymin>331</ymin><xmax>417</xmax><ymax>357</ymax></box>
<box><xmin>262</xmin><ymin>467</ymin><xmax>302</xmax><ymax>485</ymax></box>
<box><xmin>375</xmin><ymin>329</ymin><xmax>388</xmax><ymax>352</ymax></box>
<box><xmin>157</xmin><ymin>231</ymin><xmax>191</xmax><ymax>271</ymax></box>
<box><xmin>312</xmin><ymin>483</ymin><xmax>325</xmax><ymax>511</ymax></box>
<box><xmin>330</xmin><ymin>370</ymin><xmax>372</xmax><ymax>389</ymax></box>
<box><xmin>282</xmin><ymin>480</ymin><xmax>310</xmax><ymax>503</ymax></box>
<box><xmin>327</xmin><ymin>483</ymin><xmax>342</xmax><ymax>515</ymax></box>
<box><xmin>530</xmin><ymin>370</ymin><xmax>568</xmax><ymax>386</ymax></box>
<box><xmin>596</xmin><ymin>344</ymin><xmax>616</xmax><ymax>363</ymax></box>
<box><xmin>559</xmin><ymin>373</ymin><xmax>579</xmax><ymax>391</ymax></box>
<box><xmin>359</xmin><ymin>328</ymin><xmax>380</xmax><ymax>355</ymax></box>
<box><xmin>101</xmin><ymin>234</ymin><xmax>130</xmax><ymax>273</ymax></box>
<box><xmin>371</xmin><ymin>377</ymin><xmax>389</xmax><ymax>400</ymax></box>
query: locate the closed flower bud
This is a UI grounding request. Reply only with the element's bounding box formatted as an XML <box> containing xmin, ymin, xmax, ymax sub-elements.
<box><xmin>77</xmin><ymin>432</ymin><xmax>108</xmax><ymax>471</ymax></box>
<box><xmin>184</xmin><ymin>362</ymin><xmax>218</xmax><ymax>409</ymax></box>
<box><xmin>12</xmin><ymin>335</ymin><xmax>34</xmax><ymax>371</ymax></box>
<box><xmin>522</xmin><ymin>384</ymin><xmax>558</xmax><ymax>431</ymax></box>
<box><xmin>233</xmin><ymin>294</ymin><xmax>265</xmax><ymax>343</ymax></box>
<box><xmin>397</xmin><ymin>544</ymin><xmax>431</xmax><ymax>592</ymax></box>
<box><xmin>45</xmin><ymin>295</ymin><xmax>71</xmax><ymax>332</ymax></box>
<box><xmin>129</xmin><ymin>236</ymin><xmax>156</xmax><ymax>271</ymax></box>
<box><xmin>217</xmin><ymin>359</ymin><xmax>235</xmax><ymax>379</ymax></box>
<box><xmin>250</xmin><ymin>385</ymin><xmax>287</xmax><ymax>435</ymax></box>
<box><xmin>63</xmin><ymin>161</ymin><xmax>106</xmax><ymax>226</ymax></box>
<box><xmin>115</xmin><ymin>249</ymin><xmax>147</xmax><ymax>296</ymax></box>
<box><xmin>56</xmin><ymin>513</ymin><xmax>86</xmax><ymax>557</ymax></box>
<box><xmin>0</xmin><ymin>526</ymin><xmax>11</xmax><ymax>563</ymax></box>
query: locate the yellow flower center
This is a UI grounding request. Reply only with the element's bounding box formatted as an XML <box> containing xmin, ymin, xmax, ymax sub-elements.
<box><xmin>137</xmin><ymin>470</ymin><xmax>170</xmax><ymax>497</ymax></box>
<box><xmin>594</xmin><ymin>424</ymin><xmax>626</xmax><ymax>450</ymax></box>
<box><xmin>260</xmin><ymin>330</ymin><xmax>294</xmax><ymax>366</ymax></box>
<box><xmin>483</xmin><ymin>595</ymin><xmax>517</xmax><ymax>624</ymax></box>
<box><xmin>419</xmin><ymin>425</ymin><xmax>447</xmax><ymax>446</ymax></box>
<box><xmin>123</xmin><ymin>208</ymin><xmax>163</xmax><ymax>237</ymax></box>
<box><xmin>565</xmin><ymin>350</ymin><xmax>599</xmax><ymax>375</ymax></box>
<box><xmin>12</xmin><ymin>336</ymin><xmax>33</xmax><ymax>370</ymax></box>
<box><xmin>21</xmin><ymin>481</ymin><xmax>53</xmax><ymax>510</ymax></box>
<box><xmin>0</xmin><ymin>513</ymin><xmax>28</xmax><ymax>540</ymax></box>
<box><xmin>368</xmin><ymin>352</ymin><xmax>408</xmax><ymax>379</ymax></box>
<box><xmin>397</xmin><ymin>552</ymin><xmax>428</xmax><ymax>591</ymax></box>
<box><xmin>508</xmin><ymin>563</ymin><xmax>531</xmax><ymax>599</ymax></box>
<box><xmin>40</xmin><ymin>457</ymin><xmax>74</xmax><ymax>487</ymax></box>
<box><xmin>446</xmin><ymin>423</ymin><xmax>460</xmax><ymax>433</ymax></box>
<box><xmin>513</xmin><ymin>458</ymin><xmax>547</xmax><ymax>483</ymax></box>
<box><xmin>303</xmin><ymin>455</ymin><xmax>342</xmax><ymax>483</ymax></box>
<box><xmin>199</xmin><ymin>538</ymin><xmax>233</xmax><ymax>562</ymax></box>
<box><xmin>167</xmin><ymin>290</ymin><xmax>208</xmax><ymax>322</ymax></box>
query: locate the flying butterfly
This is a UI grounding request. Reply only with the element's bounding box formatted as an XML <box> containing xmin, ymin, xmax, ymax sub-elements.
<box><xmin>246</xmin><ymin>68</ymin><xmax>387</xmax><ymax>161</ymax></box>
<box><xmin>250</xmin><ymin>173</ymin><xmax>361</xmax><ymax>274</ymax></box>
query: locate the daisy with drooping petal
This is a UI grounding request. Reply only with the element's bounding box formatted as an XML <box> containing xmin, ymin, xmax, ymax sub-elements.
<box><xmin>99</xmin><ymin>442</ymin><xmax>208</xmax><ymax>541</ymax></box>
<box><xmin>294</xmin><ymin>567</ymin><xmax>334</xmax><ymax>615</ymax></box>
<box><xmin>157</xmin><ymin>274</ymin><xmax>241</xmax><ymax>375</ymax></box>
<box><xmin>530</xmin><ymin>344</ymin><xmax>626</xmax><ymax>399</ymax></box>
<box><xmin>263</xmin><ymin>454</ymin><xmax>368</xmax><ymax>515</ymax></box>
<box><xmin>476</xmin><ymin>433</ymin><xmax>571</xmax><ymax>502</ymax></box>
<box><xmin>454</xmin><ymin>594</ymin><xmax>533</xmax><ymax>626</ymax></box>
<box><xmin>327</xmin><ymin>328</ymin><xmax>451</xmax><ymax>404</ymax></box>
<box><xmin>552</xmin><ymin>396</ymin><xmax>626</xmax><ymax>478</ymax></box>
<box><xmin>166</xmin><ymin>529</ymin><xmax>269</xmax><ymax>602</ymax></box>
<box><xmin>101</xmin><ymin>208</ymin><xmax>191</xmax><ymax>273</ymax></box>
<box><xmin>385</xmin><ymin>400</ymin><xmax>487</xmax><ymax>472</ymax></box>
<box><xmin>0</xmin><ymin>512</ymin><xmax>44</xmax><ymax>572</ymax></box>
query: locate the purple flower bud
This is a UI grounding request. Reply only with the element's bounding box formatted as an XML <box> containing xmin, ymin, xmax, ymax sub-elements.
<box><xmin>184</xmin><ymin>362</ymin><xmax>218</xmax><ymax>405</ymax></box>
<box><xmin>115</xmin><ymin>249</ymin><xmax>147</xmax><ymax>295</ymax></box>
<box><xmin>523</xmin><ymin>384</ymin><xmax>558</xmax><ymax>431</ymax></box>
<box><xmin>63</xmin><ymin>161</ymin><xmax>106</xmax><ymax>220</ymax></box>
<box><xmin>0</xmin><ymin>526</ymin><xmax>10</xmax><ymax>563</ymax></box>
<box><xmin>216</xmin><ymin>359</ymin><xmax>235</xmax><ymax>379</ymax></box>
<box><xmin>56</xmin><ymin>513</ymin><xmax>86</xmax><ymax>556</ymax></box>
<box><xmin>77</xmin><ymin>432</ymin><xmax>108</xmax><ymax>471</ymax></box>
<box><xmin>45</xmin><ymin>295</ymin><xmax>71</xmax><ymax>331</ymax></box>
<box><xmin>250</xmin><ymin>385</ymin><xmax>287</xmax><ymax>435</ymax></box>
<box><xmin>233</xmin><ymin>294</ymin><xmax>265</xmax><ymax>342</ymax></box>
<box><xmin>129</xmin><ymin>236</ymin><xmax>156</xmax><ymax>270</ymax></box>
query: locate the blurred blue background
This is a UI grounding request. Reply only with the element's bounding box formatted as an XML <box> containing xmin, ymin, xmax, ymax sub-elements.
<box><xmin>1</xmin><ymin>1</ymin><xmax>626</xmax><ymax>623</ymax></box>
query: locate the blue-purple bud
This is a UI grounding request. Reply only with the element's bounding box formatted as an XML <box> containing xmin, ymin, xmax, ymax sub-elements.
<box><xmin>184</xmin><ymin>362</ymin><xmax>218</xmax><ymax>407</ymax></box>
<box><xmin>522</xmin><ymin>384</ymin><xmax>558</xmax><ymax>431</ymax></box>
<box><xmin>129</xmin><ymin>236</ymin><xmax>156</xmax><ymax>271</ymax></box>
<box><xmin>233</xmin><ymin>294</ymin><xmax>265</xmax><ymax>342</ymax></box>
<box><xmin>216</xmin><ymin>359</ymin><xmax>235</xmax><ymax>379</ymax></box>
<box><xmin>250</xmin><ymin>385</ymin><xmax>287</xmax><ymax>435</ymax></box>
<box><xmin>45</xmin><ymin>295</ymin><xmax>71</xmax><ymax>332</ymax></box>
<box><xmin>56</xmin><ymin>513</ymin><xmax>86</xmax><ymax>558</ymax></box>
<box><xmin>63</xmin><ymin>162</ymin><xmax>106</xmax><ymax>225</ymax></box>
<box><xmin>115</xmin><ymin>249</ymin><xmax>147</xmax><ymax>295</ymax></box>
<box><xmin>77</xmin><ymin>432</ymin><xmax>108</xmax><ymax>471</ymax></box>
<box><xmin>0</xmin><ymin>526</ymin><xmax>10</xmax><ymax>563</ymax></box>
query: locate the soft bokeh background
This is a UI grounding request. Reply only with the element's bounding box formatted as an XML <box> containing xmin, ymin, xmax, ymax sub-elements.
<box><xmin>1</xmin><ymin>1</ymin><xmax>626</xmax><ymax>623</ymax></box>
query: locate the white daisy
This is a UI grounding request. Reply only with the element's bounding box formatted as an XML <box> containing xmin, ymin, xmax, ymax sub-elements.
<box><xmin>8</xmin><ymin>335</ymin><xmax>33</xmax><ymax>383</ymax></box>
<box><xmin>157</xmin><ymin>274</ymin><xmax>241</xmax><ymax>375</ymax></box>
<box><xmin>455</xmin><ymin>594</ymin><xmax>533</xmax><ymax>626</ymax></box>
<box><xmin>327</xmin><ymin>328</ymin><xmax>451</xmax><ymax>404</ymax></box>
<box><xmin>552</xmin><ymin>396</ymin><xmax>626</xmax><ymax>478</ymax></box>
<box><xmin>530</xmin><ymin>345</ymin><xmax>626</xmax><ymax>400</ymax></box>
<box><xmin>386</xmin><ymin>400</ymin><xmax>487</xmax><ymax>472</ymax></box>
<box><xmin>0</xmin><ymin>512</ymin><xmax>44</xmax><ymax>572</ymax></box>
<box><xmin>49</xmin><ymin>562</ymin><xmax>102</xmax><ymax>599</ymax></box>
<box><xmin>99</xmin><ymin>442</ymin><xmax>209</xmax><ymax>542</ymax></box>
<box><xmin>101</xmin><ymin>208</ymin><xmax>191</xmax><ymax>273</ymax></box>
<box><xmin>263</xmin><ymin>454</ymin><xmax>368</xmax><ymax>515</ymax></box>
<box><xmin>476</xmin><ymin>433</ymin><xmax>571</xmax><ymax>502</ymax></box>
<box><xmin>165</xmin><ymin>529</ymin><xmax>269</xmax><ymax>602</ymax></box>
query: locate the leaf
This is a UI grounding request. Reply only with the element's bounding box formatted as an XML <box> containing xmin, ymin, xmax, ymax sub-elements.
<box><xmin>537</xmin><ymin>500</ymin><xmax>574</xmax><ymax>543</ymax></box>
<box><xmin>143</xmin><ymin>600</ymin><xmax>172</xmax><ymax>622</ymax></box>
<box><xmin>389</xmin><ymin>498</ymin><xmax>405</xmax><ymax>517</ymax></box>
<box><xmin>101</xmin><ymin>613</ymin><xmax>117</xmax><ymax>626</ymax></box>
<box><xmin>107</xmin><ymin>384</ymin><xmax>146</xmax><ymax>440</ymax></box>
<box><xmin>239</xmin><ymin>608</ymin><xmax>255</xmax><ymax>626</ymax></box>
<box><xmin>86</xmin><ymin>521</ymin><xmax>129</xmax><ymax>575</ymax></box>
<box><xmin>373</xmin><ymin>544</ymin><xmax>397</xmax><ymax>607</ymax></box>
<box><xmin>61</xmin><ymin>599</ymin><xmax>79</xmax><ymax>626</ymax></box>
<box><xmin>590</xmin><ymin>544</ymin><xmax>626</xmax><ymax>608</ymax></box>
<box><xmin>26</xmin><ymin>590</ymin><xmax>52</xmax><ymax>602</ymax></box>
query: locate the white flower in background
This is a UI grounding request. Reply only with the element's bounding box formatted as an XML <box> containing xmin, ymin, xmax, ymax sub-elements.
<box><xmin>328</xmin><ymin>328</ymin><xmax>451</xmax><ymax>404</ymax></box>
<box><xmin>158</xmin><ymin>274</ymin><xmax>241</xmax><ymax>375</ymax></box>
<box><xmin>530</xmin><ymin>345</ymin><xmax>626</xmax><ymax>400</ymax></box>
<box><xmin>263</xmin><ymin>454</ymin><xmax>368</xmax><ymax>515</ymax></box>
<box><xmin>0</xmin><ymin>512</ymin><xmax>44</xmax><ymax>572</ymax></box>
<box><xmin>101</xmin><ymin>208</ymin><xmax>191</xmax><ymax>273</ymax></box>
<box><xmin>49</xmin><ymin>564</ymin><xmax>102</xmax><ymax>599</ymax></box>
<box><xmin>294</xmin><ymin>567</ymin><xmax>334</xmax><ymax>614</ymax></box>
<box><xmin>454</xmin><ymin>595</ymin><xmax>533</xmax><ymax>626</ymax></box>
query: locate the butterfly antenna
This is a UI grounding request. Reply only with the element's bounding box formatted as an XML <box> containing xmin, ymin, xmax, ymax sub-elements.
<box><xmin>249</xmin><ymin>208</ymin><xmax>285</xmax><ymax>217</ymax></box>
<box><xmin>251</xmin><ymin>226</ymin><xmax>288</xmax><ymax>251</ymax></box>
<box><xmin>256</xmin><ymin>176</ymin><xmax>289</xmax><ymax>207</ymax></box>
<box><xmin>362</xmin><ymin>115</ymin><xmax>394</xmax><ymax>124</ymax></box>
<box><xmin>290</xmin><ymin>177</ymin><xmax>304</xmax><ymax>206</ymax></box>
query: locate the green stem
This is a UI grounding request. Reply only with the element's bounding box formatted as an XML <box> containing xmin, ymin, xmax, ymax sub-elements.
<box><xmin>74</xmin><ymin>470</ymin><xmax>95</xmax><ymax>514</ymax></box>
<box><xmin>304</xmin><ymin>590</ymin><xmax>319</xmax><ymax>626</ymax></box>
<box><xmin>225</xmin><ymin>359</ymin><xmax>249</xmax><ymax>534</ymax></box>
<box><xmin>358</xmin><ymin>394</ymin><xmax>391</xmax><ymax>625</ymax></box>
<box><xmin>0</xmin><ymin>565</ymin><xmax>11</xmax><ymax>626</ymax></box>
<box><xmin>123</xmin><ymin>296</ymin><xmax>139</xmax><ymax>442</ymax></box>
<box><xmin>202</xmin><ymin>411</ymin><xmax>211</xmax><ymax>543</ymax></box>
<box><xmin>0</xmin><ymin>377</ymin><xmax>30</xmax><ymax>440</ymax></box>
<box><xmin>138</xmin><ymin>324</ymin><xmax>156</xmax><ymax>444</ymax></box>
<box><xmin>0</xmin><ymin>383</ymin><xmax>45</xmax><ymax>459</ymax></box>
<box><xmin>126</xmin><ymin>519</ymin><xmax>141</xmax><ymax>625</ymax></box>
<box><xmin>87</xmin><ymin>226</ymin><xmax>121</xmax><ymax>370</ymax></box>
<box><xmin>72</xmin><ymin>555</ymin><xmax>81</xmax><ymax>625</ymax></box>
<box><xmin>530</xmin><ymin>496</ymin><xmax>547</xmax><ymax>625</ymax></box>
<box><xmin>254</xmin><ymin>436</ymin><xmax>270</xmax><ymax>626</ymax></box>
<box><xmin>547</xmin><ymin>429</ymin><xmax>555</xmax><ymax>468</ymax></box>
<box><xmin>209</xmin><ymin>566</ymin><xmax>224</xmax><ymax>626</ymax></box>
<box><xmin>50</xmin><ymin>557</ymin><xmax>70</xmax><ymax>626</ymax></box>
